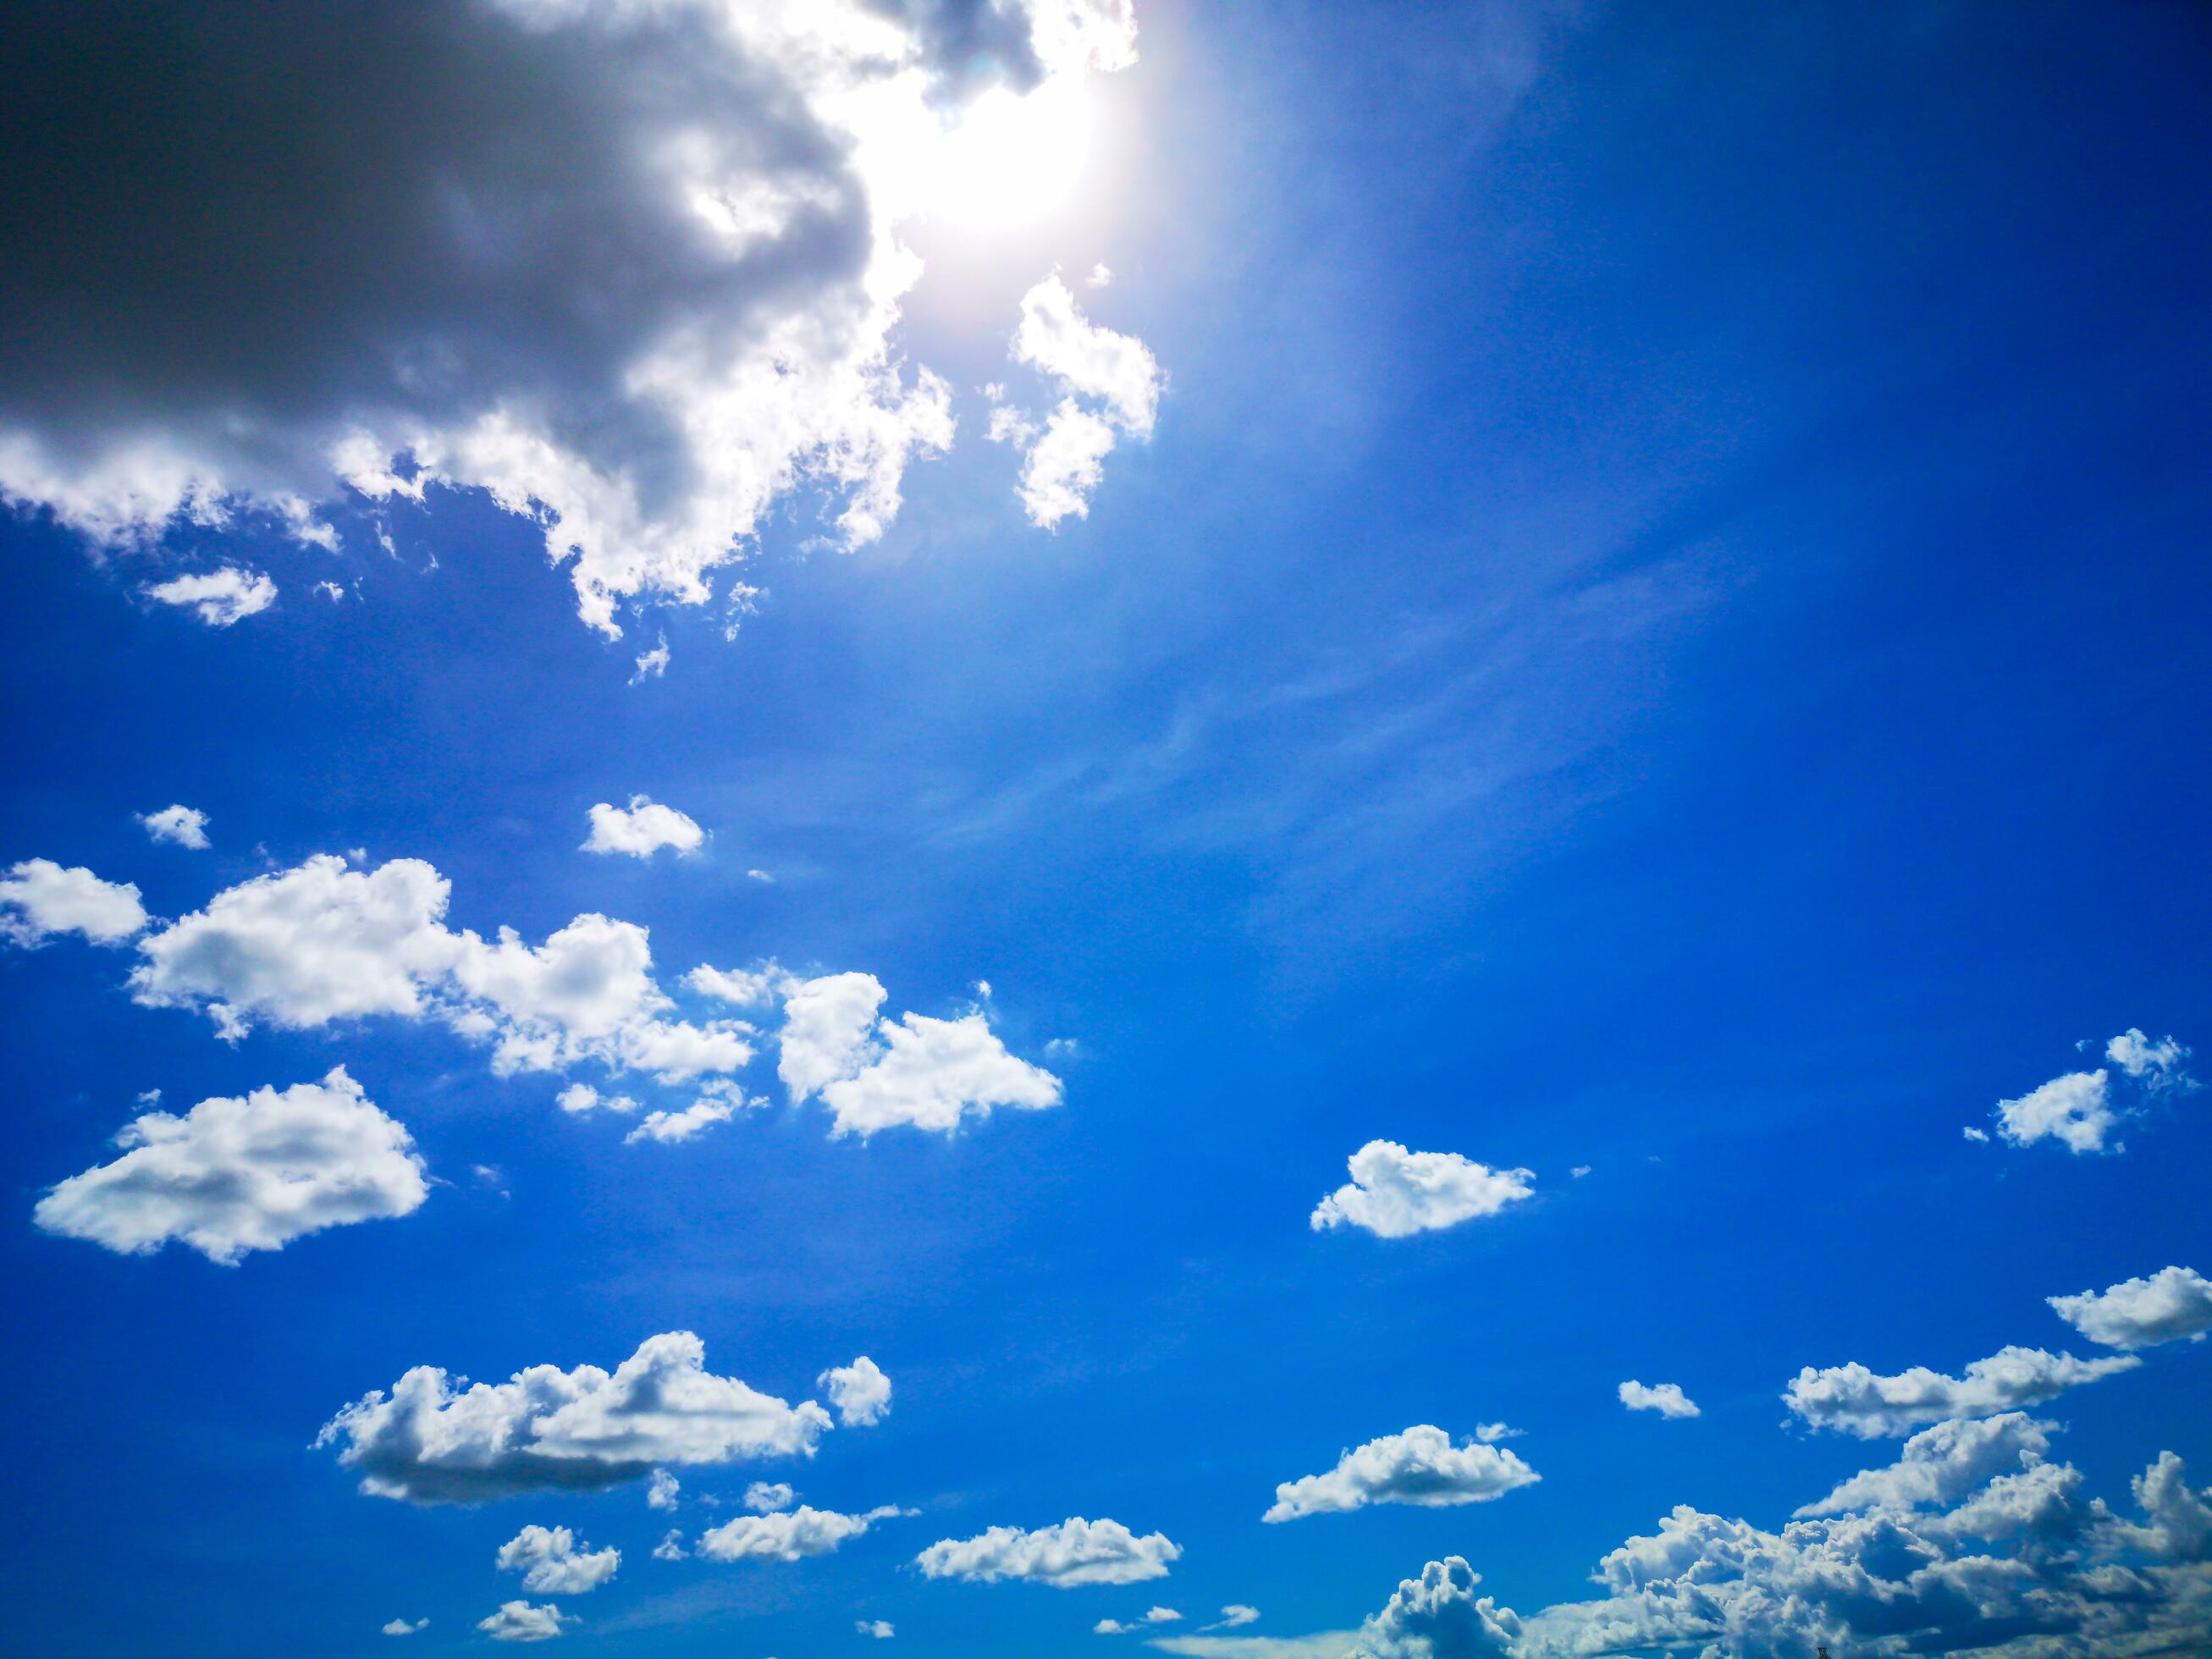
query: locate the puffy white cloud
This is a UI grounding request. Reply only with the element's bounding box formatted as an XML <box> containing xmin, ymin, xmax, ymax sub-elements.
<box><xmin>138</xmin><ymin>804</ymin><xmax>210</xmax><ymax>849</ymax></box>
<box><xmin>916</xmin><ymin>1518</ymin><xmax>1180</xmax><ymax>1587</ymax></box>
<box><xmin>1472</xmin><ymin>1424</ymin><xmax>1523</xmax><ymax>1443</ymax></box>
<box><xmin>142</xmin><ymin>566</ymin><xmax>276</xmax><ymax>626</ymax></box>
<box><xmin>652</xmin><ymin>1529</ymin><xmax>687</xmax><ymax>1561</ymax></box>
<box><xmin>496</xmin><ymin>1525</ymin><xmax>620</xmax><ymax>1595</ymax></box>
<box><xmin>1348</xmin><ymin>1557</ymin><xmax>1520</xmax><ymax>1659</ymax></box>
<box><xmin>1000</xmin><ymin>274</ymin><xmax>1161</xmax><ymax>526</ymax></box>
<box><xmin>1263</xmin><ymin>1426</ymin><xmax>1540</xmax><ymax>1524</ymax></box>
<box><xmin>1996</xmin><ymin>1069</ymin><xmax>2119</xmax><ymax>1154</ymax></box>
<box><xmin>624</xmin><ymin>1095</ymin><xmax>743</xmax><ymax>1145</ymax></box>
<box><xmin>2106</xmin><ymin>1028</ymin><xmax>2194</xmax><ymax>1091</ymax></box>
<box><xmin>1208</xmin><ymin>1607</ymin><xmax>1260</xmax><ymax>1629</ymax></box>
<box><xmin>1784</xmin><ymin>1345</ymin><xmax>2140</xmax><ymax>1438</ymax></box>
<box><xmin>745</xmin><ymin>1481</ymin><xmax>796</xmax><ymax>1513</ymax></box>
<box><xmin>2113</xmin><ymin>1452</ymin><xmax>2212</xmax><ymax>1562</ymax></box>
<box><xmin>1</xmin><ymin>0</ymin><xmax>1142</xmax><ymax>636</ymax></box>
<box><xmin>773</xmin><ymin>971</ymin><xmax>1062</xmax><ymax>1137</ymax></box>
<box><xmin>697</xmin><ymin>1503</ymin><xmax>905</xmax><ymax>1563</ymax></box>
<box><xmin>0</xmin><ymin>857</ymin><xmax>147</xmax><ymax>945</ymax></box>
<box><xmin>1796</xmin><ymin>1414</ymin><xmax>2056</xmax><ymax>1518</ymax></box>
<box><xmin>647</xmin><ymin>1469</ymin><xmax>680</xmax><ymax>1511</ymax></box>
<box><xmin>557</xmin><ymin>1084</ymin><xmax>638</xmax><ymax>1116</ymax></box>
<box><xmin>381</xmin><ymin>1617</ymin><xmax>427</xmax><ymax>1635</ymax></box>
<box><xmin>819</xmin><ymin>1356</ymin><xmax>892</xmax><ymax>1427</ymax></box>
<box><xmin>858</xmin><ymin>1620</ymin><xmax>895</xmax><ymax>1638</ymax></box>
<box><xmin>34</xmin><ymin>1067</ymin><xmax>427</xmax><ymax>1264</ymax></box>
<box><xmin>582</xmin><ymin>796</ymin><xmax>704</xmax><ymax>859</ymax></box>
<box><xmin>2049</xmin><ymin>1265</ymin><xmax>2212</xmax><ymax>1350</ymax></box>
<box><xmin>477</xmin><ymin>1601</ymin><xmax>570</xmax><ymax>1644</ymax></box>
<box><xmin>316</xmin><ymin>1331</ymin><xmax>846</xmax><ymax>1503</ymax></box>
<box><xmin>1617</xmin><ymin>1381</ymin><xmax>1699</xmax><ymax>1419</ymax></box>
<box><xmin>1310</xmin><ymin>1142</ymin><xmax>1534</xmax><ymax>1239</ymax></box>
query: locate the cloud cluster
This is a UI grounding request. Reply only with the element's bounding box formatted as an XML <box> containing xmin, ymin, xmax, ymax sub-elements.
<box><xmin>994</xmin><ymin>274</ymin><xmax>1163</xmax><ymax>526</ymax></box>
<box><xmin>1617</xmin><ymin>1381</ymin><xmax>1699</xmax><ymax>1419</ymax></box>
<box><xmin>1096</xmin><ymin>1607</ymin><xmax>1183</xmax><ymax>1634</ymax></box>
<box><xmin>0</xmin><ymin>858</ymin><xmax>147</xmax><ymax>945</ymax></box>
<box><xmin>34</xmin><ymin>1067</ymin><xmax>428</xmax><ymax>1263</ymax></box>
<box><xmin>316</xmin><ymin>1331</ymin><xmax>856</xmax><ymax>1502</ymax></box>
<box><xmin>1784</xmin><ymin>1345</ymin><xmax>2140</xmax><ymax>1438</ymax></box>
<box><xmin>0</xmin><ymin>0</ymin><xmax>1143</xmax><ymax>634</ymax></box>
<box><xmin>1984</xmin><ymin>1029</ymin><xmax>2194</xmax><ymax>1154</ymax></box>
<box><xmin>1310</xmin><ymin>1142</ymin><xmax>1535</xmax><ymax>1239</ymax></box>
<box><xmin>142</xmin><ymin>567</ymin><xmax>277</xmax><ymax>626</ymax></box>
<box><xmin>695</xmin><ymin>1503</ymin><xmax>905</xmax><ymax>1563</ymax></box>
<box><xmin>916</xmin><ymin>1517</ymin><xmax>1181</xmax><ymax>1587</ymax></box>
<box><xmin>582</xmin><ymin>796</ymin><xmax>704</xmax><ymax>859</ymax></box>
<box><xmin>495</xmin><ymin>1525</ymin><xmax>620</xmax><ymax>1595</ymax></box>
<box><xmin>2048</xmin><ymin>1265</ymin><xmax>2212</xmax><ymax>1350</ymax></box>
<box><xmin>1263</xmin><ymin>1425</ymin><xmax>1540</xmax><ymax>1523</ymax></box>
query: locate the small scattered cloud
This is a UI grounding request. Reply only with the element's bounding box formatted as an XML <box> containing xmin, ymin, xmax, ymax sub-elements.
<box><xmin>2048</xmin><ymin>1266</ymin><xmax>2212</xmax><ymax>1350</ymax></box>
<box><xmin>1619</xmin><ymin>1381</ymin><xmax>1700</xmax><ymax>1419</ymax></box>
<box><xmin>1263</xmin><ymin>1425</ymin><xmax>1539</xmax><ymax>1523</ymax></box>
<box><xmin>744</xmin><ymin>1481</ymin><xmax>795</xmax><ymax>1513</ymax></box>
<box><xmin>0</xmin><ymin>857</ymin><xmax>147</xmax><ymax>945</ymax></box>
<box><xmin>819</xmin><ymin>1357</ymin><xmax>891</xmax><ymax>1427</ymax></box>
<box><xmin>1310</xmin><ymin>1141</ymin><xmax>1534</xmax><ymax>1238</ymax></box>
<box><xmin>631</xmin><ymin>635</ymin><xmax>670</xmax><ymax>685</ymax></box>
<box><xmin>496</xmin><ymin>1525</ymin><xmax>620</xmax><ymax>1594</ymax></box>
<box><xmin>746</xmin><ymin>868</ymin><xmax>775</xmax><ymax>883</ymax></box>
<box><xmin>477</xmin><ymin>1601</ymin><xmax>571</xmax><ymax>1644</ymax></box>
<box><xmin>1784</xmin><ymin>1345</ymin><xmax>2139</xmax><ymax>1438</ymax></box>
<box><xmin>559</xmin><ymin>1083</ymin><xmax>639</xmax><ymax>1116</ymax></box>
<box><xmin>646</xmin><ymin>1469</ymin><xmax>679</xmax><ymax>1510</ymax></box>
<box><xmin>651</xmin><ymin>1529</ymin><xmax>687</xmax><ymax>1561</ymax></box>
<box><xmin>916</xmin><ymin>1518</ymin><xmax>1180</xmax><ymax>1587</ymax></box>
<box><xmin>1983</xmin><ymin>1031</ymin><xmax>2195</xmax><ymax>1155</ymax></box>
<box><xmin>624</xmin><ymin>1094</ymin><xmax>748</xmax><ymax>1145</ymax></box>
<box><xmin>998</xmin><ymin>274</ymin><xmax>1162</xmax><ymax>527</ymax></box>
<box><xmin>1205</xmin><ymin>1607</ymin><xmax>1260</xmax><ymax>1631</ymax></box>
<box><xmin>857</xmin><ymin>1620</ymin><xmax>895</xmax><ymax>1639</ymax></box>
<box><xmin>582</xmin><ymin>796</ymin><xmax>704</xmax><ymax>859</ymax></box>
<box><xmin>696</xmin><ymin>1503</ymin><xmax>907</xmax><ymax>1563</ymax></box>
<box><xmin>138</xmin><ymin>804</ymin><xmax>211</xmax><ymax>849</ymax></box>
<box><xmin>143</xmin><ymin>566</ymin><xmax>277</xmax><ymax>626</ymax></box>
<box><xmin>381</xmin><ymin>1618</ymin><xmax>428</xmax><ymax>1636</ymax></box>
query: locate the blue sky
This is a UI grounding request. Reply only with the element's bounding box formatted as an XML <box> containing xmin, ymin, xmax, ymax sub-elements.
<box><xmin>3</xmin><ymin>3</ymin><xmax>2210</xmax><ymax>1655</ymax></box>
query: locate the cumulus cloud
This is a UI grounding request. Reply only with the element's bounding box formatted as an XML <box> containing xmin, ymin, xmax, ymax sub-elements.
<box><xmin>647</xmin><ymin>1469</ymin><xmax>680</xmax><ymax>1510</ymax></box>
<box><xmin>2048</xmin><ymin>1265</ymin><xmax>2212</xmax><ymax>1350</ymax></box>
<box><xmin>858</xmin><ymin>1620</ymin><xmax>895</xmax><ymax>1638</ymax></box>
<box><xmin>381</xmin><ymin>1617</ymin><xmax>428</xmax><ymax>1635</ymax></box>
<box><xmin>1348</xmin><ymin>1557</ymin><xmax>1521</xmax><ymax>1659</ymax></box>
<box><xmin>1995</xmin><ymin>1069</ymin><xmax>2120</xmax><ymax>1154</ymax></box>
<box><xmin>1310</xmin><ymin>1142</ymin><xmax>1534</xmax><ymax>1238</ymax></box>
<box><xmin>582</xmin><ymin>796</ymin><xmax>705</xmax><ymax>858</ymax></box>
<box><xmin>126</xmin><ymin>854</ymin><xmax>751</xmax><ymax>1082</ymax></box>
<box><xmin>1263</xmin><ymin>1426</ymin><xmax>1539</xmax><ymax>1524</ymax></box>
<box><xmin>2105</xmin><ymin>1028</ymin><xmax>2194</xmax><ymax>1091</ymax></box>
<box><xmin>819</xmin><ymin>1356</ymin><xmax>892</xmax><ymax>1426</ymax></box>
<box><xmin>1796</xmin><ymin>1413</ymin><xmax>2056</xmax><ymax>1518</ymax></box>
<box><xmin>745</xmin><ymin>1481</ymin><xmax>796</xmax><ymax>1513</ymax></box>
<box><xmin>1784</xmin><ymin>1345</ymin><xmax>2140</xmax><ymax>1438</ymax></box>
<box><xmin>138</xmin><ymin>805</ymin><xmax>210</xmax><ymax>849</ymax></box>
<box><xmin>623</xmin><ymin>1094</ymin><xmax>747</xmax><ymax>1145</ymax></box>
<box><xmin>315</xmin><ymin>1331</ymin><xmax>848</xmax><ymax>1503</ymax></box>
<box><xmin>0</xmin><ymin>857</ymin><xmax>147</xmax><ymax>945</ymax></box>
<box><xmin>478</xmin><ymin>1601</ymin><xmax>570</xmax><ymax>1643</ymax></box>
<box><xmin>772</xmin><ymin>970</ymin><xmax>1062</xmax><ymax>1136</ymax></box>
<box><xmin>558</xmin><ymin>1084</ymin><xmax>638</xmax><ymax>1116</ymax></box>
<box><xmin>496</xmin><ymin>1525</ymin><xmax>621</xmax><ymax>1595</ymax></box>
<box><xmin>34</xmin><ymin>1067</ymin><xmax>428</xmax><ymax>1264</ymax></box>
<box><xmin>0</xmin><ymin>0</ymin><xmax>1140</xmax><ymax>635</ymax></box>
<box><xmin>141</xmin><ymin>566</ymin><xmax>277</xmax><ymax>626</ymax></box>
<box><xmin>916</xmin><ymin>1518</ymin><xmax>1180</xmax><ymax>1587</ymax></box>
<box><xmin>1618</xmin><ymin>1381</ymin><xmax>1699</xmax><ymax>1419</ymax></box>
<box><xmin>999</xmin><ymin>274</ymin><xmax>1161</xmax><ymax>526</ymax></box>
<box><xmin>697</xmin><ymin>1503</ymin><xmax>906</xmax><ymax>1563</ymax></box>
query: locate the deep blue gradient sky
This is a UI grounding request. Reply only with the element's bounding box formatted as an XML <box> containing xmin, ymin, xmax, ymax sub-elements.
<box><xmin>3</xmin><ymin>3</ymin><xmax>2210</xmax><ymax>1655</ymax></box>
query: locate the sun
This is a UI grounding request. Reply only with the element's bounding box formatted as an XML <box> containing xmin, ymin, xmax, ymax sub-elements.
<box><xmin>924</xmin><ymin>75</ymin><xmax>1095</xmax><ymax>229</ymax></box>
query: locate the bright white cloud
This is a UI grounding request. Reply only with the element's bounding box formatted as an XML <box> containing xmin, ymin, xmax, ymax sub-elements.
<box><xmin>697</xmin><ymin>1503</ymin><xmax>905</xmax><ymax>1563</ymax></box>
<box><xmin>1208</xmin><ymin>1607</ymin><xmax>1260</xmax><ymax>1629</ymax></box>
<box><xmin>1995</xmin><ymin>1068</ymin><xmax>2119</xmax><ymax>1154</ymax></box>
<box><xmin>1618</xmin><ymin>1381</ymin><xmax>1699</xmax><ymax>1419</ymax></box>
<box><xmin>0</xmin><ymin>857</ymin><xmax>147</xmax><ymax>945</ymax></box>
<box><xmin>1099</xmin><ymin>1608</ymin><xmax>1183</xmax><ymax>1635</ymax></box>
<box><xmin>142</xmin><ymin>566</ymin><xmax>277</xmax><ymax>626</ymax></box>
<box><xmin>496</xmin><ymin>1525</ymin><xmax>621</xmax><ymax>1595</ymax></box>
<box><xmin>1264</xmin><ymin>1425</ymin><xmax>1539</xmax><ymax>1524</ymax></box>
<box><xmin>744</xmin><ymin>1481</ymin><xmax>795</xmax><ymax>1513</ymax></box>
<box><xmin>630</xmin><ymin>636</ymin><xmax>670</xmax><ymax>685</ymax></box>
<box><xmin>647</xmin><ymin>1469</ymin><xmax>680</xmax><ymax>1510</ymax></box>
<box><xmin>916</xmin><ymin>1518</ymin><xmax>1180</xmax><ymax>1588</ymax></box>
<box><xmin>651</xmin><ymin>1529</ymin><xmax>687</xmax><ymax>1561</ymax></box>
<box><xmin>2048</xmin><ymin>1265</ymin><xmax>2212</xmax><ymax>1350</ymax></box>
<box><xmin>819</xmin><ymin>1356</ymin><xmax>892</xmax><ymax>1427</ymax></box>
<box><xmin>774</xmin><ymin>971</ymin><xmax>1062</xmax><ymax>1137</ymax></box>
<box><xmin>1349</xmin><ymin>1557</ymin><xmax>1520</xmax><ymax>1659</ymax></box>
<box><xmin>1310</xmin><ymin>1142</ymin><xmax>1534</xmax><ymax>1238</ymax></box>
<box><xmin>3</xmin><ymin>2</ymin><xmax>1142</xmax><ymax>635</ymax></box>
<box><xmin>858</xmin><ymin>1620</ymin><xmax>895</xmax><ymax>1639</ymax></box>
<box><xmin>381</xmin><ymin>1618</ymin><xmax>427</xmax><ymax>1635</ymax></box>
<box><xmin>999</xmin><ymin>274</ymin><xmax>1161</xmax><ymax>527</ymax></box>
<box><xmin>316</xmin><ymin>1331</ymin><xmax>847</xmax><ymax>1503</ymax></box>
<box><xmin>557</xmin><ymin>1084</ymin><xmax>638</xmax><ymax>1116</ymax></box>
<box><xmin>34</xmin><ymin>1067</ymin><xmax>427</xmax><ymax>1264</ymax></box>
<box><xmin>2105</xmin><ymin>1028</ymin><xmax>2193</xmax><ymax>1090</ymax></box>
<box><xmin>1784</xmin><ymin>1345</ymin><xmax>2139</xmax><ymax>1438</ymax></box>
<box><xmin>477</xmin><ymin>1601</ymin><xmax>570</xmax><ymax>1644</ymax></box>
<box><xmin>1796</xmin><ymin>1413</ymin><xmax>2055</xmax><ymax>1518</ymax></box>
<box><xmin>623</xmin><ymin>1096</ymin><xmax>744</xmax><ymax>1145</ymax></box>
<box><xmin>582</xmin><ymin>796</ymin><xmax>704</xmax><ymax>859</ymax></box>
<box><xmin>138</xmin><ymin>804</ymin><xmax>210</xmax><ymax>849</ymax></box>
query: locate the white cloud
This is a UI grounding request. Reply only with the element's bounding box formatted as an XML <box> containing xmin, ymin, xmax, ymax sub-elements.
<box><xmin>819</xmin><ymin>1356</ymin><xmax>892</xmax><ymax>1427</ymax></box>
<box><xmin>774</xmin><ymin>971</ymin><xmax>1063</xmax><ymax>1137</ymax></box>
<box><xmin>1207</xmin><ymin>1607</ymin><xmax>1260</xmax><ymax>1630</ymax></box>
<box><xmin>1349</xmin><ymin>1557</ymin><xmax>1520</xmax><ymax>1659</ymax></box>
<box><xmin>631</xmin><ymin>636</ymin><xmax>670</xmax><ymax>685</ymax></box>
<box><xmin>496</xmin><ymin>1525</ymin><xmax>621</xmax><ymax>1594</ymax></box>
<box><xmin>558</xmin><ymin>1084</ymin><xmax>638</xmax><ymax>1116</ymax></box>
<box><xmin>0</xmin><ymin>858</ymin><xmax>147</xmax><ymax>945</ymax></box>
<box><xmin>1471</xmin><ymin>1423</ymin><xmax>1522</xmax><ymax>1443</ymax></box>
<box><xmin>1088</xmin><ymin>262</ymin><xmax>1113</xmax><ymax>288</ymax></box>
<box><xmin>624</xmin><ymin>1096</ymin><xmax>744</xmax><ymax>1144</ymax></box>
<box><xmin>142</xmin><ymin>566</ymin><xmax>277</xmax><ymax>626</ymax></box>
<box><xmin>697</xmin><ymin>1503</ymin><xmax>904</xmax><ymax>1563</ymax></box>
<box><xmin>2106</xmin><ymin>1028</ymin><xmax>2193</xmax><ymax>1090</ymax></box>
<box><xmin>127</xmin><ymin>854</ymin><xmax>751</xmax><ymax>1083</ymax></box>
<box><xmin>746</xmin><ymin>868</ymin><xmax>775</xmax><ymax>883</ymax></box>
<box><xmin>2048</xmin><ymin>1265</ymin><xmax>2212</xmax><ymax>1350</ymax></box>
<box><xmin>477</xmin><ymin>1601</ymin><xmax>570</xmax><ymax>1644</ymax></box>
<box><xmin>1310</xmin><ymin>1142</ymin><xmax>1534</xmax><ymax>1238</ymax></box>
<box><xmin>652</xmin><ymin>1529</ymin><xmax>687</xmax><ymax>1560</ymax></box>
<box><xmin>381</xmin><ymin>1617</ymin><xmax>427</xmax><ymax>1635</ymax></box>
<box><xmin>916</xmin><ymin>1518</ymin><xmax>1180</xmax><ymax>1587</ymax></box>
<box><xmin>858</xmin><ymin>1620</ymin><xmax>895</xmax><ymax>1639</ymax></box>
<box><xmin>3</xmin><ymin>3</ymin><xmax>1143</xmax><ymax>636</ymax></box>
<box><xmin>1000</xmin><ymin>274</ymin><xmax>1162</xmax><ymax>527</ymax></box>
<box><xmin>1795</xmin><ymin>1413</ymin><xmax>2055</xmax><ymax>1518</ymax></box>
<box><xmin>1100</xmin><ymin>1609</ymin><xmax>1183</xmax><ymax>1635</ymax></box>
<box><xmin>582</xmin><ymin>796</ymin><xmax>704</xmax><ymax>859</ymax></box>
<box><xmin>687</xmin><ymin>961</ymin><xmax>792</xmax><ymax>1009</ymax></box>
<box><xmin>138</xmin><ymin>804</ymin><xmax>210</xmax><ymax>849</ymax></box>
<box><xmin>1784</xmin><ymin>1345</ymin><xmax>2140</xmax><ymax>1438</ymax></box>
<box><xmin>647</xmin><ymin>1469</ymin><xmax>680</xmax><ymax>1510</ymax></box>
<box><xmin>34</xmin><ymin>1067</ymin><xmax>427</xmax><ymax>1264</ymax></box>
<box><xmin>744</xmin><ymin>1481</ymin><xmax>795</xmax><ymax>1513</ymax></box>
<box><xmin>1264</xmin><ymin>1425</ymin><xmax>1539</xmax><ymax>1524</ymax></box>
<box><xmin>1995</xmin><ymin>1069</ymin><xmax>2119</xmax><ymax>1154</ymax></box>
<box><xmin>2113</xmin><ymin>1452</ymin><xmax>2212</xmax><ymax>1562</ymax></box>
<box><xmin>1618</xmin><ymin>1381</ymin><xmax>1699</xmax><ymax>1419</ymax></box>
<box><xmin>316</xmin><ymin>1331</ymin><xmax>847</xmax><ymax>1502</ymax></box>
